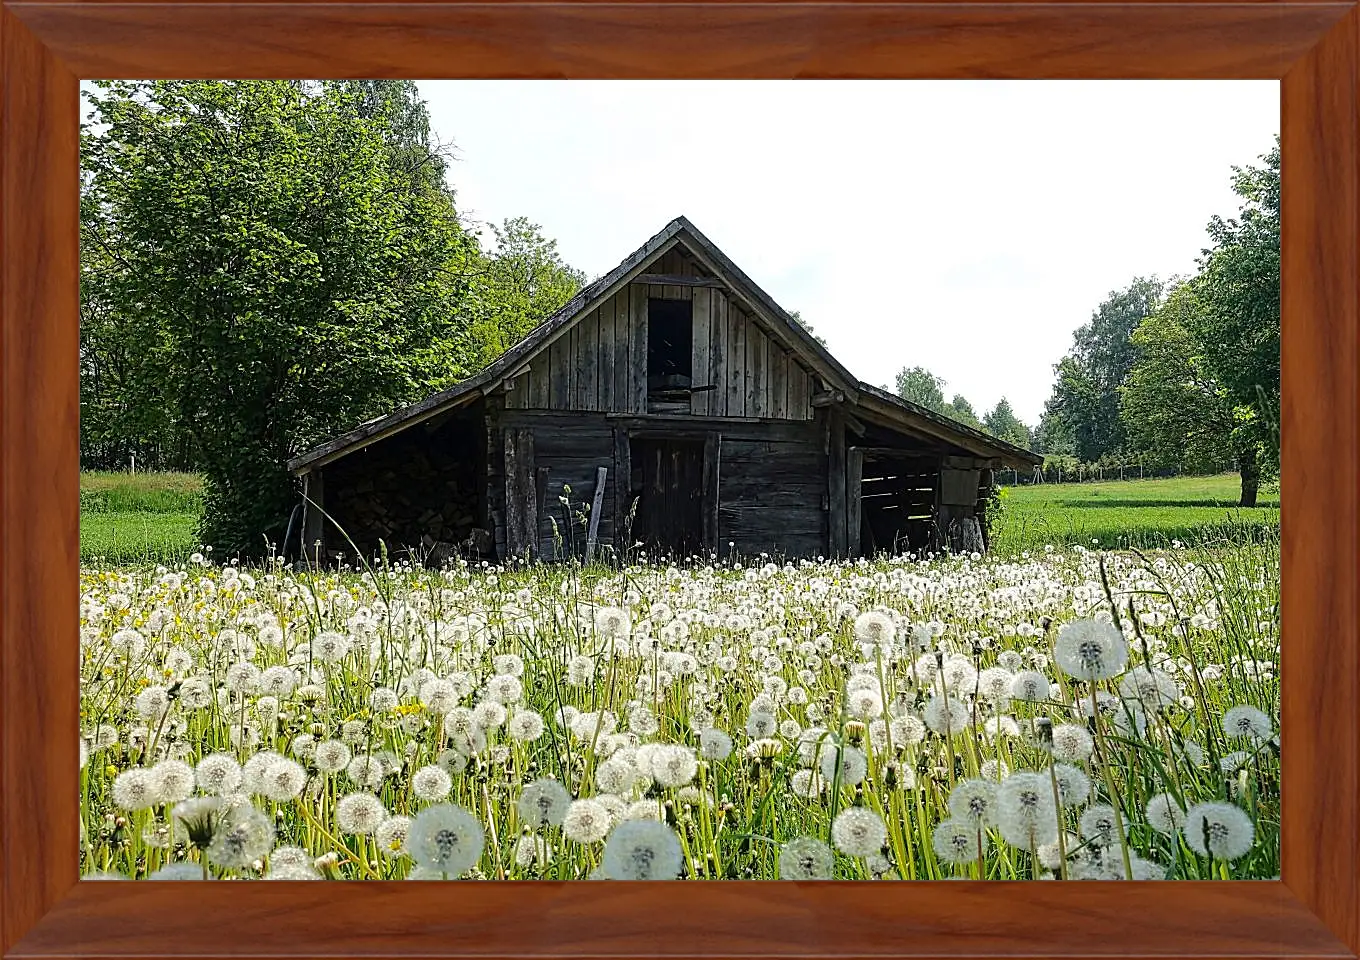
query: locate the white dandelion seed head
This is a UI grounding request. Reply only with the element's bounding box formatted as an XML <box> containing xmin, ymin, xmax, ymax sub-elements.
<box><xmin>112</xmin><ymin>767</ymin><xmax>160</xmax><ymax>810</ymax></box>
<box><xmin>562</xmin><ymin>798</ymin><xmax>612</xmax><ymax>844</ymax></box>
<box><xmin>517</xmin><ymin>777</ymin><xmax>572</xmax><ymax>828</ymax></box>
<box><xmin>405</xmin><ymin>803</ymin><xmax>485</xmax><ymax>876</ymax></box>
<box><xmin>411</xmin><ymin>765</ymin><xmax>453</xmax><ymax>802</ymax></box>
<box><xmin>779</xmin><ymin>836</ymin><xmax>835</xmax><ymax>879</ymax></box>
<box><xmin>376</xmin><ymin>816</ymin><xmax>413</xmax><ymax>858</ymax></box>
<box><xmin>819</xmin><ymin>744</ymin><xmax>868</xmax><ymax>786</ymax></box>
<box><xmin>601</xmin><ymin>820</ymin><xmax>684</xmax><ymax>880</ymax></box>
<box><xmin>699</xmin><ymin>728</ymin><xmax>734</xmax><ymax>761</ymax></box>
<box><xmin>507</xmin><ymin>710</ymin><xmax>545</xmax><ymax>743</ymax></box>
<box><xmin>947</xmin><ymin>778</ymin><xmax>997</xmax><ymax>825</ymax></box>
<box><xmin>1048</xmin><ymin>724</ymin><xmax>1095</xmax><ymax>763</ymax></box>
<box><xmin>150</xmin><ymin>759</ymin><xmax>196</xmax><ymax>803</ymax></box>
<box><xmin>1145</xmin><ymin>792</ymin><xmax>1186</xmax><ymax>836</ymax></box>
<box><xmin>923</xmin><ymin>695</ymin><xmax>970</xmax><ymax>737</ymax></box>
<box><xmin>832</xmin><ymin>807</ymin><xmax>887</xmax><ymax>858</ymax></box>
<box><xmin>932</xmin><ymin>819</ymin><xmax>985</xmax><ymax>865</ymax></box>
<box><xmin>335</xmin><ymin>792</ymin><xmax>387</xmax><ymax>835</ymax></box>
<box><xmin>195</xmin><ymin>753</ymin><xmax>244</xmax><ymax>795</ymax></box>
<box><xmin>206</xmin><ymin>804</ymin><xmax>275</xmax><ymax>870</ymax></box>
<box><xmin>1182</xmin><ymin>802</ymin><xmax>1255</xmax><ymax>860</ymax></box>
<box><xmin>1222</xmin><ymin>705</ymin><xmax>1273</xmax><ymax>743</ymax></box>
<box><xmin>1053</xmin><ymin>618</ymin><xmax>1128</xmax><ymax>681</ymax></box>
<box><xmin>995</xmin><ymin>772</ymin><xmax>1060</xmax><ymax>850</ymax></box>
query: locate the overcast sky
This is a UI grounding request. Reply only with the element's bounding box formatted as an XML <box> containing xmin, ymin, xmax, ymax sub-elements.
<box><xmin>418</xmin><ymin>81</ymin><xmax>1278</xmax><ymax>425</ymax></box>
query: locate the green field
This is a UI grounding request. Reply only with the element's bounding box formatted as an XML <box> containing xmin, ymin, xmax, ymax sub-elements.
<box><xmin>994</xmin><ymin>472</ymin><xmax>1280</xmax><ymax>553</ymax></box>
<box><xmin>79</xmin><ymin>472</ymin><xmax>202</xmax><ymax>564</ymax></box>
<box><xmin>78</xmin><ymin>470</ymin><xmax>1280</xmax><ymax>563</ymax></box>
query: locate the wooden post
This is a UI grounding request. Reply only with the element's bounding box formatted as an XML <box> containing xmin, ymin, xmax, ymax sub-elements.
<box><xmin>847</xmin><ymin>447</ymin><xmax>863</xmax><ymax>558</ymax></box>
<box><xmin>613</xmin><ymin>427</ymin><xmax>631</xmax><ymax>556</ymax></box>
<box><xmin>828</xmin><ymin>411</ymin><xmax>847</xmax><ymax>557</ymax></box>
<box><xmin>702</xmin><ymin>433</ymin><xmax>721</xmax><ymax>552</ymax></box>
<box><xmin>978</xmin><ymin>467</ymin><xmax>994</xmax><ymax>553</ymax></box>
<box><xmin>503</xmin><ymin>428</ymin><xmax>536</xmax><ymax>561</ymax></box>
<box><xmin>302</xmin><ymin>469</ymin><xmax>325</xmax><ymax>560</ymax></box>
<box><xmin>534</xmin><ymin>467</ymin><xmax>549</xmax><ymax>559</ymax></box>
<box><xmin>584</xmin><ymin>466</ymin><xmax>608</xmax><ymax>563</ymax></box>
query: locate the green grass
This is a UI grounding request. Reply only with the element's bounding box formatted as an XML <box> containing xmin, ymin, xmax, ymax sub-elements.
<box><xmin>80</xmin><ymin>512</ymin><xmax>201</xmax><ymax>564</ymax></box>
<box><xmin>80</xmin><ymin>471</ymin><xmax>203</xmax><ymax>562</ymax></box>
<box><xmin>993</xmin><ymin>473</ymin><xmax>1280</xmax><ymax>554</ymax></box>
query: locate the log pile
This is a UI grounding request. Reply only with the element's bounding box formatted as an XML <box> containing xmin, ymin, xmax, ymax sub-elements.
<box><xmin>327</xmin><ymin>421</ymin><xmax>482</xmax><ymax>559</ymax></box>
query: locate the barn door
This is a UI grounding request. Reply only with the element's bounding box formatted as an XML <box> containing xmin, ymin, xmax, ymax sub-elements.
<box><xmin>632</xmin><ymin>437</ymin><xmax>705</xmax><ymax>558</ymax></box>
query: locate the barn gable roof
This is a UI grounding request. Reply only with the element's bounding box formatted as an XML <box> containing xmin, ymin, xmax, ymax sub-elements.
<box><xmin>288</xmin><ymin>217</ymin><xmax>1041</xmax><ymax>474</ymax></box>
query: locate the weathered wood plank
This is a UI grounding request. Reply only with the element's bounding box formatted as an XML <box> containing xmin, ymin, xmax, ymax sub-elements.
<box><xmin>691</xmin><ymin>288</ymin><xmax>711</xmax><ymax>416</ymax></box>
<box><xmin>770</xmin><ymin>347</ymin><xmax>788</xmax><ymax>419</ymax></box>
<box><xmin>613</xmin><ymin>289</ymin><xmax>631</xmax><ymax>414</ymax></box>
<box><xmin>637</xmin><ymin>273</ymin><xmax>723</xmax><ymax>287</ymax></box>
<box><xmin>730</xmin><ymin>306</ymin><xmax>748</xmax><ymax>417</ymax></box>
<box><xmin>749</xmin><ymin>322</ymin><xmax>766</xmax><ymax>418</ymax></box>
<box><xmin>549</xmin><ymin>333</ymin><xmax>571</xmax><ymax>409</ymax></box>
<box><xmin>630</xmin><ymin>284</ymin><xmax>648</xmax><ymax>413</ymax></box>
<box><xmin>526</xmin><ymin>359</ymin><xmax>546</xmax><ymax>409</ymax></box>
<box><xmin>584</xmin><ymin>466</ymin><xmax>608</xmax><ymax>562</ymax></box>
<box><xmin>703</xmin><ymin>432</ymin><xmax>721</xmax><ymax>551</ymax></box>
<box><xmin>710</xmin><ymin>291</ymin><xmax>728</xmax><ymax>417</ymax></box>
<box><xmin>847</xmin><ymin>447</ymin><xmax>863</xmax><ymax>558</ymax></box>
<box><xmin>598</xmin><ymin>296</ymin><xmax>615</xmax><ymax>412</ymax></box>
<box><xmin>613</xmin><ymin>427</ymin><xmax>631</xmax><ymax>556</ymax></box>
<box><xmin>828</xmin><ymin>412</ymin><xmax>847</xmax><ymax>557</ymax></box>
<box><xmin>789</xmin><ymin>362</ymin><xmax>809</xmax><ymax>420</ymax></box>
<box><xmin>567</xmin><ymin>321</ymin><xmax>581</xmax><ymax>409</ymax></box>
<box><xmin>504</xmin><ymin>427</ymin><xmax>536</xmax><ymax>560</ymax></box>
<box><xmin>580</xmin><ymin>307</ymin><xmax>599</xmax><ymax>411</ymax></box>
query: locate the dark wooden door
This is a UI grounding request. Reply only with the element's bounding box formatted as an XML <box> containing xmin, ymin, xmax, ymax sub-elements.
<box><xmin>632</xmin><ymin>438</ymin><xmax>705</xmax><ymax>558</ymax></box>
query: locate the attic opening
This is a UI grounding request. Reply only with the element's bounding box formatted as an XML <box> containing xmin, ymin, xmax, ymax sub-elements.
<box><xmin>647</xmin><ymin>298</ymin><xmax>692</xmax><ymax>413</ymax></box>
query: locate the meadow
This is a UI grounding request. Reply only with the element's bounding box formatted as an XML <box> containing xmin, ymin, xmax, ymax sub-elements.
<box><xmin>79</xmin><ymin>509</ymin><xmax>1280</xmax><ymax>881</ymax></box>
<box><xmin>992</xmin><ymin>474</ymin><xmax>1280</xmax><ymax>554</ymax></box>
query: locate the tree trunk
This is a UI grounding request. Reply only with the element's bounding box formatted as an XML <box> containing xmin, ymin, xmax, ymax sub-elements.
<box><xmin>1237</xmin><ymin>446</ymin><xmax>1260</xmax><ymax>508</ymax></box>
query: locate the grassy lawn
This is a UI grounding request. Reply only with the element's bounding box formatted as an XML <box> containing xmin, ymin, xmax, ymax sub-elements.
<box><xmin>993</xmin><ymin>472</ymin><xmax>1280</xmax><ymax>554</ymax></box>
<box><xmin>80</xmin><ymin>472</ymin><xmax>203</xmax><ymax>563</ymax></box>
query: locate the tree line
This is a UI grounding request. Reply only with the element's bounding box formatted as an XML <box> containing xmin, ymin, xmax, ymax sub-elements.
<box><xmin>892</xmin><ymin>138</ymin><xmax>1280</xmax><ymax>507</ymax></box>
<box><xmin>81</xmin><ymin>81</ymin><xmax>583</xmax><ymax>553</ymax></box>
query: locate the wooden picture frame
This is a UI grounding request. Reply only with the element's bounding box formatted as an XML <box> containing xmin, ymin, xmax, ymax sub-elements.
<box><xmin>2</xmin><ymin>2</ymin><xmax>1356</xmax><ymax>958</ymax></box>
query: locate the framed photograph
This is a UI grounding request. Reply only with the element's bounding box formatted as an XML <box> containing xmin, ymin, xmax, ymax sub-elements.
<box><xmin>4</xmin><ymin>1</ymin><xmax>1357</xmax><ymax>959</ymax></box>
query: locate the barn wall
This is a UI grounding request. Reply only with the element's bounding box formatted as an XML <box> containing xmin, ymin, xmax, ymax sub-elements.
<box><xmin>502</xmin><ymin>244</ymin><xmax>817</xmax><ymax>421</ymax></box>
<box><xmin>487</xmin><ymin>402</ymin><xmax>830</xmax><ymax>562</ymax></box>
<box><xmin>717</xmin><ymin>427</ymin><xmax>827</xmax><ymax>559</ymax></box>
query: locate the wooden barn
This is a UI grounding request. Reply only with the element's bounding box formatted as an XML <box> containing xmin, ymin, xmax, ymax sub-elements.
<box><xmin>287</xmin><ymin>217</ymin><xmax>1041</xmax><ymax>565</ymax></box>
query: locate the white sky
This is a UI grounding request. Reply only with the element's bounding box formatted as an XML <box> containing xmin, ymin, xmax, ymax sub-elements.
<box><xmin>418</xmin><ymin>80</ymin><xmax>1278</xmax><ymax>425</ymax></box>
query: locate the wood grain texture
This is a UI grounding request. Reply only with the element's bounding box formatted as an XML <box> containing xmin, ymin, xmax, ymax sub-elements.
<box><xmin>1</xmin><ymin>0</ymin><xmax>1359</xmax><ymax>958</ymax></box>
<box><xmin>3</xmin><ymin>3</ymin><xmax>1352</xmax><ymax>79</ymax></box>
<box><xmin>1281</xmin><ymin>6</ymin><xmax>1360</xmax><ymax>950</ymax></box>
<box><xmin>0</xmin><ymin>6</ymin><xmax>79</xmax><ymax>955</ymax></box>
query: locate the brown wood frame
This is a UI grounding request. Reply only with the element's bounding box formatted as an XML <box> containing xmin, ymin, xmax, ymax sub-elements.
<box><xmin>1</xmin><ymin>2</ymin><xmax>1356</xmax><ymax>958</ymax></box>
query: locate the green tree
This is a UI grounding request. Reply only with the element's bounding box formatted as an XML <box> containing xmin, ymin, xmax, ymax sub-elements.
<box><xmin>1184</xmin><ymin>139</ymin><xmax>1280</xmax><ymax>507</ymax></box>
<box><xmin>894</xmin><ymin>366</ymin><xmax>948</xmax><ymax>413</ymax></box>
<box><xmin>1121</xmin><ymin>282</ymin><xmax>1237</xmax><ymax>476</ymax></box>
<box><xmin>942</xmin><ymin>394</ymin><xmax>983</xmax><ymax>431</ymax></box>
<box><xmin>982</xmin><ymin>397</ymin><xmax>1031</xmax><ymax>448</ymax></box>
<box><xmin>81</xmin><ymin>80</ymin><xmax>480</xmax><ymax>554</ymax></box>
<box><xmin>463</xmin><ymin>217</ymin><xmax>586</xmax><ymax>369</ymax></box>
<box><xmin>1043</xmin><ymin>277</ymin><xmax>1164</xmax><ymax>462</ymax></box>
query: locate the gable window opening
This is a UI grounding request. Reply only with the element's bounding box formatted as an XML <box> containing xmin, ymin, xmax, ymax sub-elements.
<box><xmin>647</xmin><ymin>297</ymin><xmax>693</xmax><ymax>413</ymax></box>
